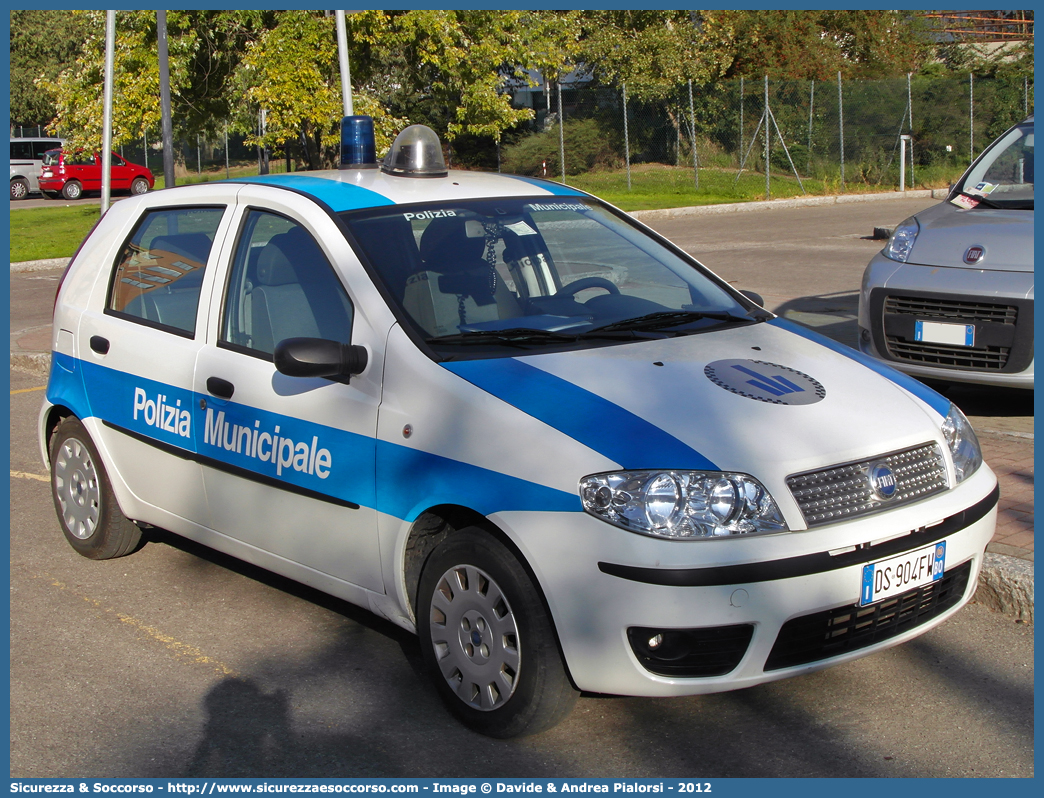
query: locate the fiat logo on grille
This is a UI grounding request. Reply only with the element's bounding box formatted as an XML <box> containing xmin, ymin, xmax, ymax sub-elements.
<box><xmin>869</xmin><ymin>463</ymin><xmax>898</xmax><ymax>500</ymax></box>
<box><xmin>963</xmin><ymin>245</ymin><xmax>986</xmax><ymax>264</ymax></box>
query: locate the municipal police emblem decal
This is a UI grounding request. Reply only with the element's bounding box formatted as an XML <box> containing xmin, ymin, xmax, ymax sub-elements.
<box><xmin>704</xmin><ymin>359</ymin><xmax>826</xmax><ymax>405</ymax></box>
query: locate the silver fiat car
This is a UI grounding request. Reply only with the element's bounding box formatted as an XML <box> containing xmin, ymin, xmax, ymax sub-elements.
<box><xmin>858</xmin><ymin>116</ymin><xmax>1034</xmax><ymax>389</ymax></box>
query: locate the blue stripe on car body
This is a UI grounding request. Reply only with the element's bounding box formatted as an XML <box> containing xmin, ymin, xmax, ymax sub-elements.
<box><xmin>767</xmin><ymin>318</ymin><xmax>951</xmax><ymax>417</ymax></box>
<box><xmin>230</xmin><ymin>174</ymin><xmax>396</xmax><ymax>212</ymax></box>
<box><xmin>442</xmin><ymin>357</ymin><xmax>718</xmax><ymax>471</ymax></box>
<box><xmin>46</xmin><ymin>354</ymin><xmax>579</xmax><ymax>520</ymax></box>
<box><xmin>502</xmin><ymin>175</ymin><xmax>588</xmax><ymax>196</ymax></box>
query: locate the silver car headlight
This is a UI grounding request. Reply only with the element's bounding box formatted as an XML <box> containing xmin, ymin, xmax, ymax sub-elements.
<box><xmin>941</xmin><ymin>404</ymin><xmax>983</xmax><ymax>484</ymax></box>
<box><xmin>580</xmin><ymin>470</ymin><xmax>788</xmax><ymax>539</ymax></box>
<box><xmin>885</xmin><ymin>217</ymin><xmax>920</xmax><ymax>262</ymax></box>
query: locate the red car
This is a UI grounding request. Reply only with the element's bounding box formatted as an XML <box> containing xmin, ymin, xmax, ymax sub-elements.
<box><xmin>38</xmin><ymin>149</ymin><xmax>154</xmax><ymax>200</ymax></box>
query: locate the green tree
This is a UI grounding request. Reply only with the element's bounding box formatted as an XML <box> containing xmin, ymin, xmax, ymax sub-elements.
<box><xmin>232</xmin><ymin>10</ymin><xmax>406</xmax><ymax>168</ymax></box>
<box><xmin>10</xmin><ymin>10</ymin><xmax>92</xmax><ymax>128</ymax></box>
<box><xmin>726</xmin><ymin>11</ymin><xmax>931</xmax><ymax>80</ymax></box>
<box><xmin>577</xmin><ymin>10</ymin><xmax>736</xmax><ymax>102</ymax></box>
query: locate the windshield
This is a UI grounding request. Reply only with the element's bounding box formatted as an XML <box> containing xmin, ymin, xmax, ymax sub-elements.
<box><xmin>957</xmin><ymin>119</ymin><xmax>1034</xmax><ymax>209</ymax></box>
<box><xmin>342</xmin><ymin>197</ymin><xmax>762</xmax><ymax>357</ymax></box>
<box><xmin>41</xmin><ymin>149</ymin><xmax>61</xmax><ymax>166</ymax></box>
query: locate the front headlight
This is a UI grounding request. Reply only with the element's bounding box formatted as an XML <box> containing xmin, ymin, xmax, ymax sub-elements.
<box><xmin>885</xmin><ymin>217</ymin><xmax>920</xmax><ymax>262</ymax></box>
<box><xmin>579</xmin><ymin>470</ymin><xmax>788</xmax><ymax>540</ymax></box>
<box><xmin>941</xmin><ymin>404</ymin><xmax>983</xmax><ymax>484</ymax></box>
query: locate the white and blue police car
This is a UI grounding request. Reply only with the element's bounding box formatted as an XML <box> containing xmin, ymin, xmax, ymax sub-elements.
<box><xmin>41</xmin><ymin>118</ymin><xmax>998</xmax><ymax>737</ymax></box>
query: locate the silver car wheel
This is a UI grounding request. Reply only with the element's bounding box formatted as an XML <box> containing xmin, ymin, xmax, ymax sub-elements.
<box><xmin>428</xmin><ymin>564</ymin><xmax>521</xmax><ymax>711</ymax></box>
<box><xmin>53</xmin><ymin>436</ymin><xmax>100</xmax><ymax>540</ymax></box>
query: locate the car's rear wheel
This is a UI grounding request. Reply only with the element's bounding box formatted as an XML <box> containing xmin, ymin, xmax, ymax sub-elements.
<box><xmin>10</xmin><ymin>178</ymin><xmax>30</xmax><ymax>200</ymax></box>
<box><xmin>61</xmin><ymin>180</ymin><xmax>83</xmax><ymax>200</ymax></box>
<box><xmin>130</xmin><ymin>177</ymin><xmax>150</xmax><ymax>195</ymax></box>
<box><xmin>418</xmin><ymin>528</ymin><xmax>578</xmax><ymax>737</ymax></box>
<box><xmin>49</xmin><ymin>417</ymin><xmax>142</xmax><ymax>559</ymax></box>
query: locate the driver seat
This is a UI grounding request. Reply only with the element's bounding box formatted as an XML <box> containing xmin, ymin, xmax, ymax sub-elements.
<box><xmin>408</xmin><ymin>217</ymin><xmax>523</xmax><ymax>336</ymax></box>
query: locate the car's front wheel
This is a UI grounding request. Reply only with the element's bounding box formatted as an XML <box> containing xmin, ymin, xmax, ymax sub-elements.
<box><xmin>10</xmin><ymin>178</ymin><xmax>30</xmax><ymax>200</ymax></box>
<box><xmin>130</xmin><ymin>177</ymin><xmax>150</xmax><ymax>195</ymax></box>
<box><xmin>61</xmin><ymin>180</ymin><xmax>83</xmax><ymax>200</ymax></box>
<box><xmin>418</xmin><ymin>528</ymin><xmax>578</xmax><ymax>737</ymax></box>
<box><xmin>49</xmin><ymin>416</ymin><xmax>142</xmax><ymax>559</ymax></box>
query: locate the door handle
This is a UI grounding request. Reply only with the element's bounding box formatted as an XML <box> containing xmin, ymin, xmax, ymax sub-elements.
<box><xmin>206</xmin><ymin>377</ymin><xmax>235</xmax><ymax>400</ymax></box>
<box><xmin>89</xmin><ymin>335</ymin><xmax>110</xmax><ymax>354</ymax></box>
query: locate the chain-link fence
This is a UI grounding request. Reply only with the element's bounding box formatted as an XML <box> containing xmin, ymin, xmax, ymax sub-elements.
<box><xmin>14</xmin><ymin>73</ymin><xmax>1033</xmax><ymax>195</ymax></box>
<box><xmin>500</xmin><ymin>73</ymin><xmax>1034</xmax><ymax>198</ymax></box>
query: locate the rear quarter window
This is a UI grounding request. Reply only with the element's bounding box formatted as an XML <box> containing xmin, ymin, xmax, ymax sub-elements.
<box><xmin>107</xmin><ymin>207</ymin><xmax>225</xmax><ymax>336</ymax></box>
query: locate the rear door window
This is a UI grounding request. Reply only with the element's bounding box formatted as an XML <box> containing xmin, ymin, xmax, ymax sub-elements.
<box><xmin>107</xmin><ymin>207</ymin><xmax>225</xmax><ymax>336</ymax></box>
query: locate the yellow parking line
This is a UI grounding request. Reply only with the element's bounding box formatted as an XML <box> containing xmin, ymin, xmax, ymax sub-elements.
<box><xmin>11</xmin><ymin>386</ymin><xmax>46</xmax><ymax>395</ymax></box>
<box><xmin>33</xmin><ymin>572</ymin><xmax>240</xmax><ymax>678</ymax></box>
<box><xmin>11</xmin><ymin>470</ymin><xmax>48</xmax><ymax>482</ymax></box>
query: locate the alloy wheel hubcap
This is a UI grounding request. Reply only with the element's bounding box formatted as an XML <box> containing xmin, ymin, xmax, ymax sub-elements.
<box><xmin>54</xmin><ymin>437</ymin><xmax>100</xmax><ymax>539</ymax></box>
<box><xmin>428</xmin><ymin>564</ymin><xmax>520</xmax><ymax>711</ymax></box>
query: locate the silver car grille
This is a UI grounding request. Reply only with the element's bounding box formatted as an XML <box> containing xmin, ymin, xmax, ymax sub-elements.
<box><xmin>787</xmin><ymin>443</ymin><xmax>948</xmax><ymax>527</ymax></box>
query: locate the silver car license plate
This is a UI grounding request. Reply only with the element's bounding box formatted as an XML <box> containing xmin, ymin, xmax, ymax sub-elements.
<box><xmin>915</xmin><ymin>320</ymin><xmax>975</xmax><ymax>347</ymax></box>
<box><xmin>860</xmin><ymin>541</ymin><xmax>946</xmax><ymax>606</ymax></box>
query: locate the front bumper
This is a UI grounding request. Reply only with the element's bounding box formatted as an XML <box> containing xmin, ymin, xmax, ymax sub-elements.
<box><xmin>494</xmin><ymin>464</ymin><xmax>997</xmax><ymax>696</ymax></box>
<box><xmin>858</xmin><ymin>253</ymin><xmax>1034</xmax><ymax>388</ymax></box>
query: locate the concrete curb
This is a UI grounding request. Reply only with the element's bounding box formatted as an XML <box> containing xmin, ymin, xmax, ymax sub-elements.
<box><xmin>10</xmin><ymin>257</ymin><xmax>69</xmax><ymax>273</ymax></box>
<box><xmin>630</xmin><ymin>188</ymin><xmax>949</xmax><ymax>222</ymax></box>
<box><xmin>974</xmin><ymin>553</ymin><xmax>1034</xmax><ymax>624</ymax></box>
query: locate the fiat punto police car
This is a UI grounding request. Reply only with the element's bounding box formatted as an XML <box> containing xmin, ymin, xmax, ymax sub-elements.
<box><xmin>41</xmin><ymin>119</ymin><xmax>997</xmax><ymax>738</ymax></box>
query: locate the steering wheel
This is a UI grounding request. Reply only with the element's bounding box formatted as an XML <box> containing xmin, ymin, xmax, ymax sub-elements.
<box><xmin>559</xmin><ymin>276</ymin><xmax>620</xmax><ymax>297</ymax></box>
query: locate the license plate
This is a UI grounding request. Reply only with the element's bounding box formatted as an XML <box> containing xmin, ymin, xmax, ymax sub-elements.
<box><xmin>915</xmin><ymin>320</ymin><xmax>975</xmax><ymax>347</ymax></box>
<box><xmin>860</xmin><ymin>541</ymin><xmax>946</xmax><ymax>606</ymax></box>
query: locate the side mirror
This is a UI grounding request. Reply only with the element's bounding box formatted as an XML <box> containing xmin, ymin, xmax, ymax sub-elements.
<box><xmin>273</xmin><ymin>337</ymin><xmax>368</xmax><ymax>381</ymax></box>
<box><xmin>740</xmin><ymin>290</ymin><xmax>765</xmax><ymax>308</ymax></box>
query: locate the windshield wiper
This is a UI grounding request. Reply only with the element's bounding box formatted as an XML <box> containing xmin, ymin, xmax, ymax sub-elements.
<box><xmin>960</xmin><ymin>191</ymin><xmax>1003</xmax><ymax>209</ymax></box>
<box><xmin>427</xmin><ymin>325</ymin><xmax>671</xmax><ymax>347</ymax></box>
<box><xmin>587</xmin><ymin>309</ymin><xmax>762</xmax><ymax>335</ymax></box>
<box><xmin>427</xmin><ymin>328</ymin><xmax>582</xmax><ymax>347</ymax></box>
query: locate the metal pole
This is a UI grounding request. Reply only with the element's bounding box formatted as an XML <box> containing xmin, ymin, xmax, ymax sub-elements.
<box><xmin>969</xmin><ymin>73</ymin><xmax>974</xmax><ymax>162</ymax></box>
<box><xmin>739</xmin><ymin>76</ymin><xmax>744</xmax><ymax>168</ymax></box>
<box><xmin>143</xmin><ymin>132</ymin><xmax>147</xmax><ymax>171</ymax></box>
<box><xmin>688</xmin><ymin>79</ymin><xmax>698</xmax><ymax>189</ymax></box>
<box><xmin>623</xmin><ymin>82</ymin><xmax>632</xmax><ymax>191</ymax></box>
<box><xmin>557</xmin><ymin>80</ymin><xmax>566</xmax><ymax>184</ymax></box>
<box><xmin>1025</xmin><ymin>77</ymin><xmax>1029</xmax><ymax>116</ymax></box>
<box><xmin>907</xmin><ymin>73</ymin><xmax>914</xmax><ymax>189</ymax></box>
<box><xmin>224</xmin><ymin>122</ymin><xmax>229</xmax><ymax>179</ymax></box>
<box><xmin>335</xmin><ymin>10</ymin><xmax>353</xmax><ymax>116</ymax></box>
<box><xmin>197</xmin><ymin>134</ymin><xmax>201</xmax><ymax>175</ymax></box>
<box><xmin>899</xmin><ymin>138</ymin><xmax>905</xmax><ymax>192</ymax></box>
<box><xmin>101</xmin><ymin>10</ymin><xmax>115</xmax><ymax>213</ymax></box>
<box><xmin>807</xmin><ymin>79</ymin><xmax>814</xmax><ymax>174</ymax></box>
<box><xmin>764</xmin><ymin>75</ymin><xmax>770</xmax><ymax>200</ymax></box>
<box><xmin>158</xmin><ymin>10</ymin><xmax>175</xmax><ymax>189</ymax></box>
<box><xmin>837</xmin><ymin>71</ymin><xmax>845</xmax><ymax>190</ymax></box>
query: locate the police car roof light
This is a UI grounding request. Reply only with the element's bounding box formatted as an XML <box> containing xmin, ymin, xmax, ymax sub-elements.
<box><xmin>340</xmin><ymin>115</ymin><xmax>378</xmax><ymax>169</ymax></box>
<box><xmin>381</xmin><ymin>124</ymin><xmax>448</xmax><ymax>178</ymax></box>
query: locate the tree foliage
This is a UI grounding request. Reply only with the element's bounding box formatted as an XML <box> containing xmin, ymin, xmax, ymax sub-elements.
<box><xmin>9</xmin><ymin>10</ymin><xmax>92</xmax><ymax>127</ymax></box>
<box><xmin>725</xmin><ymin>11</ymin><xmax>932</xmax><ymax>80</ymax></box>
<box><xmin>18</xmin><ymin>9</ymin><xmax>1032</xmax><ymax>164</ymax></box>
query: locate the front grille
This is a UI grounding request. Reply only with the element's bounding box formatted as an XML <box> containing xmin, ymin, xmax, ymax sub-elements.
<box><xmin>885</xmin><ymin>336</ymin><xmax>1010</xmax><ymax>370</ymax></box>
<box><xmin>884</xmin><ymin>295</ymin><xmax>1018</xmax><ymax>325</ymax></box>
<box><xmin>787</xmin><ymin>443</ymin><xmax>948</xmax><ymax>527</ymax></box>
<box><xmin>869</xmin><ymin>289</ymin><xmax>1034</xmax><ymax>375</ymax></box>
<box><xmin>627</xmin><ymin>624</ymin><xmax>754</xmax><ymax>677</ymax></box>
<box><xmin>765</xmin><ymin>559</ymin><xmax>971</xmax><ymax>671</ymax></box>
